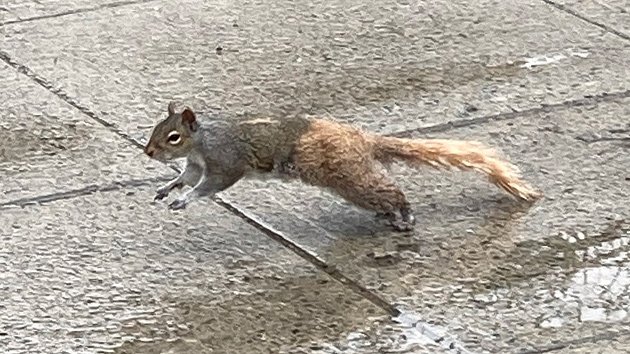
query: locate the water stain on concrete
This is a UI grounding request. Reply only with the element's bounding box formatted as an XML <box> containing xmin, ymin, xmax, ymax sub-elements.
<box><xmin>249</xmin><ymin>60</ymin><xmax>525</xmax><ymax>120</ymax></box>
<box><xmin>114</xmin><ymin>274</ymin><xmax>385</xmax><ymax>354</ymax></box>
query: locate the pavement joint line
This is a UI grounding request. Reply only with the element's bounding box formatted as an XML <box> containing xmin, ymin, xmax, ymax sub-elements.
<box><xmin>0</xmin><ymin>50</ymin><xmax>146</xmax><ymax>151</ymax></box>
<box><xmin>515</xmin><ymin>327</ymin><xmax>630</xmax><ymax>354</ymax></box>
<box><xmin>387</xmin><ymin>89</ymin><xmax>630</xmax><ymax>138</ymax></box>
<box><xmin>0</xmin><ymin>0</ymin><xmax>160</xmax><ymax>27</ymax></box>
<box><xmin>541</xmin><ymin>0</ymin><xmax>630</xmax><ymax>42</ymax></box>
<box><xmin>205</xmin><ymin>169</ymin><xmax>477</xmax><ymax>354</ymax></box>
<box><xmin>0</xmin><ymin>176</ymin><xmax>169</xmax><ymax>209</ymax></box>
<box><xmin>212</xmin><ymin>194</ymin><xmax>402</xmax><ymax>318</ymax></box>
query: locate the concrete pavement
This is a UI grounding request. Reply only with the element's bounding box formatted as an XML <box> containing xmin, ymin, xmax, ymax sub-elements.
<box><xmin>1</xmin><ymin>0</ymin><xmax>629</xmax><ymax>353</ymax></box>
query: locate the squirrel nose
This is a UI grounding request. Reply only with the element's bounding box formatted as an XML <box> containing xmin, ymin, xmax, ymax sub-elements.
<box><xmin>144</xmin><ymin>146</ymin><xmax>154</xmax><ymax>157</ymax></box>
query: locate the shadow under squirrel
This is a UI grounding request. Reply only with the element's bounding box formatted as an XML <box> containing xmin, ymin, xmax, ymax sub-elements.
<box><xmin>144</xmin><ymin>102</ymin><xmax>541</xmax><ymax>231</ymax></box>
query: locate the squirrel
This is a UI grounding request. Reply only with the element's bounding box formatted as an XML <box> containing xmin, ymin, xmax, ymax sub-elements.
<box><xmin>144</xmin><ymin>102</ymin><xmax>541</xmax><ymax>231</ymax></box>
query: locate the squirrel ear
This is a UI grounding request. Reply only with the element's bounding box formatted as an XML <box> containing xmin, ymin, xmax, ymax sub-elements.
<box><xmin>167</xmin><ymin>101</ymin><xmax>177</xmax><ymax>115</ymax></box>
<box><xmin>181</xmin><ymin>108</ymin><xmax>198</xmax><ymax>132</ymax></box>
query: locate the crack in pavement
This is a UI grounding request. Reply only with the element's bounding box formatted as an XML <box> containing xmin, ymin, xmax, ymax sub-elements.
<box><xmin>0</xmin><ymin>0</ymin><xmax>160</xmax><ymax>27</ymax></box>
<box><xmin>0</xmin><ymin>177</ymin><xmax>170</xmax><ymax>209</ymax></box>
<box><xmin>388</xmin><ymin>89</ymin><xmax>630</xmax><ymax>138</ymax></box>
<box><xmin>541</xmin><ymin>0</ymin><xmax>630</xmax><ymax>42</ymax></box>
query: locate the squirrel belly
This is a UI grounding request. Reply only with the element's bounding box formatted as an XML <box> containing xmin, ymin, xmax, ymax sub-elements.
<box><xmin>145</xmin><ymin>103</ymin><xmax>541</xmax><ymax>231</ymax></box>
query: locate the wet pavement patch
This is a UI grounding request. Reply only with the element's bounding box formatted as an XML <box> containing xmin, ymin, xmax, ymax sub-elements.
<box><xmin>0</xmin><ymin>188</ymin><xmax>452</xmax><ymax>354</ymax></box>
<box><xmin>220</xmin><ymin>97</ymin><xmax>630</xmax><ymax>353</ymax></box>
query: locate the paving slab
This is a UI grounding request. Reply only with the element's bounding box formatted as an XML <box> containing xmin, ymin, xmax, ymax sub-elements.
<box><xmin>0</xmin><ymin>186</ymin><xmax>452</xmax><ymax>354</ymax></box>
<box><xmin>554</xmin><ymin>0</ymin><xmax>630</xmax><ymax>38</ymax></box>
<box><xmin>0</xmin><ymin>0</ymin><xmax>145</xmax><ymax>25</ymax></box>
<box><xmin>0</xmin><ymin>61</ymin><xmax>164</xmax><ymax>204</ymax></box>
<box><xmin>1</xmin><ymin>0</ymin><xmax>630</xmax><ymax>138</ymax></box>
<box><xmin>214</xmin><ymin>97</ymin><xmax>630</xmax><ymax>353</ymax></box>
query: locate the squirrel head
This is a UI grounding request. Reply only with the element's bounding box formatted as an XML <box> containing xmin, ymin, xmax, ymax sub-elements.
<box><xmin>144</xmin><ymin>102</ymin><xmax>199</xmax><ymax>161</ymax></box>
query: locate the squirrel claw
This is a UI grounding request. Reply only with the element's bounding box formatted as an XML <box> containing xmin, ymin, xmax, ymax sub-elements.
<box><xmin>389</xmin><ymin>220</ymin><xmax>415</xmax><ymax>232</ymax></box>
<box><xmin>154</xmin><ymin>191</ymin><xmax>169</xmax><ymax>201</ymax></box>
<box><xmin>154</xmin><ymin>185</ymin><xmax>172</xmax><ymax>201</ymax></box>
<box><xmin>155</xmin><ymin>183</ymin><xmax>183</xmax><ymax>201</ymax></box>
<box><xmin>168</xmin><ymin>198</ymin><xmax>188</xmax><ymax>210</ymax></box>
<box><xmin>386</xmin><ymin>208</ymin><xmax>415</xmax><ymax>232</ymax></box>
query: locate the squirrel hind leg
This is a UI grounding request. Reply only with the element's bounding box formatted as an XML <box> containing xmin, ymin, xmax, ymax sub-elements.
<box><xmin>330</xmin><ymin>172</ymin><xmax>415</xmax><ymax>232</ymax></box>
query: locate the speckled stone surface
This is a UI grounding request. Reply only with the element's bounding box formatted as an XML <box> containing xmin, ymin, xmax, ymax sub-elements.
<box><xmin>554</xmin><ymin>0</ymin><xmax>630</xmax><ymax>38</ymax></box>
<box><xmin>1</xmin><ymin>0</ymin><xmax>629</xmax><ymax>353</ymax></box>
<box><xmin>220</xmin><ymin>98</ymin><xmax>630</xmax><ymax>353</ymax></box>
<box><xmin>548</xmin><ymin>333</ymin><xmax>630</xmax><ymax>354</ymax></box>
<box><xmin>0</xmin><ymin>0</ymin><xmax>149</xmax><ymax>24</ymax></box>
<box><xmin>0</xmin><ymin>187</ymin><xmax>453</xmax><ymax>354</ymax></box>
<box><xmin>0</xmin><ymin>62</ymin><xmax>165</xmax><ymax>203</ymax></box>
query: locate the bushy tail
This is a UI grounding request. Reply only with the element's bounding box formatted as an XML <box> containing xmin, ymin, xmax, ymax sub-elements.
<box><xmin>373</xmin><ymin>136</ymin><xmax>542</xmax><ymax>201</ymax></box>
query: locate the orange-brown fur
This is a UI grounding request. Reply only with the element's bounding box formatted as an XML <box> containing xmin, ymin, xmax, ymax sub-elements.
<box><xmin>292</xmin><ymin>119</ymin><xmax>540</xmax><ymax>229</ymax></box>
<box><xmin>295</xmin><ymin>120</ymin><xmax>411</xmax><ymax>216</ymax></box>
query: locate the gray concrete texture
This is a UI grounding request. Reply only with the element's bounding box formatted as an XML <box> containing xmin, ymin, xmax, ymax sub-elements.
<box><xmin>0</xmin><ymin>0</ymin><xmax>629</xmax><ymax>353</ymax></box>
<box><xmin>554</xmin><ymin>0</ymin><xmax>630</xmax><ymax>39</ymax></box>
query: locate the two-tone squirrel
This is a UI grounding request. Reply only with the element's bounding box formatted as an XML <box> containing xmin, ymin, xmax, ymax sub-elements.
<box><xmin>144</xmin><ymin>102</ymin><xmax>541</xmax><ymax>231</ymax></box>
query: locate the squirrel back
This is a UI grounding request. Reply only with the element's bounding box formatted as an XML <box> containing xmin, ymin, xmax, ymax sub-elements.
<box><xmin>232</xmin><ymin>117</ymin><xmax>310</xmax><ymax>173</ymax></box>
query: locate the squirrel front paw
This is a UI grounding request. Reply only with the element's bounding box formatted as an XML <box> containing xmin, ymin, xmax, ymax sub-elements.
<box><xmin>154</xmin><ymin>187</ymin><xmax>170</xmax><ymax>201</ymax></box>
<box><xmin>168</xmin><ymin>198</ymin><xmax>188</xmax><ymax>210</ymax></box>
<box><xmin>155</xmin><ymin>183</ymin><xmax>183</xmax><ymax>201</ymax></box>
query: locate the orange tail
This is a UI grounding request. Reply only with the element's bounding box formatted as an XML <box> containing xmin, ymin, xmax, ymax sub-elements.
<box><xmin>373</xmin><ymin>136</ymin><xmax>542</xmax><ymax>201</ymax></box>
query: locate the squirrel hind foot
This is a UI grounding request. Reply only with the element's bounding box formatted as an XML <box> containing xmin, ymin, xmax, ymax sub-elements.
<box><xmin>273</xmin><ymin>160</ymin><xmax>300</xmax><ymax>179</ymax></box>
<box><xmin>374</xmin><ymin>211</ymin><xmax>395</xmax><ymax>219</ymax></box>
<box><xmin>388</xmin><ymin>219</ymin><xmax>415</xmax><ymax>232</ymax></box>
<box><xmin>376</xmin><ymin>208</ymin><xmax>416</xmax><ymax>232</ymax></box>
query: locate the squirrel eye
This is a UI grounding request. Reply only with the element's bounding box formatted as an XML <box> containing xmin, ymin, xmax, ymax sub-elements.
<box><xmin>167</xmin><ymin>131</ymin><xmax>181</xmax><ymax>145</ymax></box>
